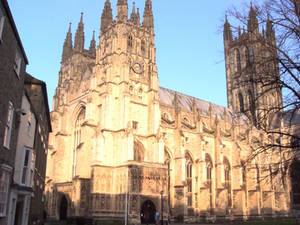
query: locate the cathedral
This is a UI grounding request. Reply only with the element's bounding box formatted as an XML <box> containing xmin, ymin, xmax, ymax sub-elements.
<box><xmin>45</xmin><ymin>0</ymin><xmax>292</xmax><ymax>223</ymax></box>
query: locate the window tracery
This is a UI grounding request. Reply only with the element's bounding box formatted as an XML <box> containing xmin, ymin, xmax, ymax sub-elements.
<box><xmin>235</xmin><ymin>48</ymin><xmax>242</xmax><ymax>72</ymax></box>
<box><xmin>238</xmin><ymin>92</ymin><xmax>245</xmax><ymax>113</ymax></box>
<box><xmin>74</xmin><ymin>107</ymin><xmax>86</xmax><ymax>149</ymax></box>
<box><xmin>205</xmin><ymin>154</ymin><xmax>213</xmax><ymax>212</ymax></box>
<box><xmin>185</xmin><ymin>153</ymin><xmax>193</xmax><ymax>207</ymax></box>
<box><xmin>141</xmin><ymin>40</ymin><xmax>145</xmax><ymax>53</ymax></box>
<box><xmin>223</xmin><ymin>157</ymin><xmax>232</xmax><ymax>208</ymax></box>
<box><xmin>128</xmin><ymin>35</ymin><xmax>133</xmax><ymax>49</ymax></box>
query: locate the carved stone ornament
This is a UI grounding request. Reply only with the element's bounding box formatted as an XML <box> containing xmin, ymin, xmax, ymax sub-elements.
<box><xmin>237</xmin><ymin>133</ymin><xmax>246</xmax><ymax>141</ymax></box>
<box><xmin>131</xmin><ymin>61</ymin><xmax>144</xmax><ymax>74</ymax></box>
<box><xmin>202</xmin><ymin>122</ymin><xmax>215</xmax><ymax>134</ymax></box>
<box><xmin>161</xmin><ymin>112</ymin><xmax>175</xmax><ymax>124</ymax></box>
<box><xmin>182</xmin><ymin>118</ymin><xmax>196</xmax><ymax>130</ymax></box>
<box><xmin>220</xmin><ymin>129</ymin><xmax>231</xmax><ymax>138</ymax></box>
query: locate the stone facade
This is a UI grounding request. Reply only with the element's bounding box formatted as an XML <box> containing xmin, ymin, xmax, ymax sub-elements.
<box><xmin>0</xmin><ymin>1</ymin><xmax>51</xmax><ymax>225</ymax></box>
<box><xmin>45</xmin><ymin>0</ymin><xmax>291</xmax><ymax>223</ymax></box>
<box><xmin>0</xmin><ymin>1</ymin><xmax>28</xmax><ymax>224</ymax></box>
<box><xmin>24</xmin><ymin>74</ymin><xmax>52</xmax><ymax>225</ymax></box>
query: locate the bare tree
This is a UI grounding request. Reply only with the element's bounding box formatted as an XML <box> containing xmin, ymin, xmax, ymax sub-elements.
<box><xmin>225</xmin><ymin>0</ymin><xmax>300</xmax><ymax>201</ymax></box>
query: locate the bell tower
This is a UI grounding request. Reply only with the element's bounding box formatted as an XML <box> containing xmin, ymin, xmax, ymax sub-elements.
<box><xmin>94</xmin><ymin>0</ymin><xmax>160</xmax><ymax>137</ymax></box>
<box><xmin>224</xmin><ymin>6</ymin><xmax>283</xmax><ymax>126</ymax></box>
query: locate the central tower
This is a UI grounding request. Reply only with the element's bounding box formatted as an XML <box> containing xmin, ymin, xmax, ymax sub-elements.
<box><xmin>46</xmin><ymin>1</ymin><xmax>167</xmax><ymax>224</ymax></box>
<box><xmin>95</xmin><ymin>0</ymin><xmax>159</xmax><ymax>136</ymax></box>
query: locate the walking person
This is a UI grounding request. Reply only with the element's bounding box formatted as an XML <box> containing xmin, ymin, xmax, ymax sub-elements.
<box><xmin>155</xmin><ymin>211</ymin><xmax>160</xmax><ymax>225</ymax></box>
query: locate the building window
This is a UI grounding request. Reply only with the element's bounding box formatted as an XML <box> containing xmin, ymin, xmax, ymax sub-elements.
<box><xmin>0</xmin><ymin>166</ymin><xmax>11</xmax><ymax>217</ymax></box>
<box><xmin>3</xmin><ymin>101</ymin><xmax>14</xmax><ymax>149</ymax></box>
<box><xmin>245</xmin><ymin>47</ymin><xmax>251</xmax><ymax>66</ymax></box>
<box><xmin>238</xmin><ymin>92</ymin><xmax>245</xmax><ymax>113</ymax></box>
<box><xmin>27</xmin><ymin>110</ymin><xmax>33</xmax><ymax>137</ymax></box>
<box><xmin>74</xmin><ymin>107</ymin><xmax>85</xmax><ymax>149</ymax></box>
<box><xmin>21</xmin><ymin>148</ymin><xmax>35</xmax><ymax>186</ymax></box>
<box><xmin>186</xmin><ymin>153</ymin><xmax>193</xmax><ymax>207</ymax></box>
<box><xmin>235</xmin><ymin>48</ymin><xmax>241</xmax><ymax>72</ymax></box>
<box><xmin>224</xmin><ymin>158</ymin><xmax>232</xmax><ymax>209</ymax></box>
<box><xmin>164</xmin><ymin>149</ymin><xmax>171</xmax><ymax>209</ymax></box>
<box><xmin>127</xmin><ymin>35</ymin><xmax>133</xmax><ymax>49</ymax></box>
<box><xmin>132</xmin><ymin>121</ymin><xmax>138</xmax><ymax>129</ymax></box>
<box><xmin>206</xmin><ymin>155</ymin><xmax>213</xmax><ymax>212</ymax></box>
<box><xmin>0</xmin><ymin>8</ymin><xmax>4</xmax><ymax>43</ymax></box>
<box><xmin>14</xmin><ymin>50</ymin><xmax>22</xmax><ymax>77</ymax></box>
<box><xmin>141</xmin><ymin>40</ymin><xmax>145</xmax><ymax>53</ymax></box>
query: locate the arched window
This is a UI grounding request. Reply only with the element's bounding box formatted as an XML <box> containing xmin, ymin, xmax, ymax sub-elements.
<box><xmin>74</xmin><ymin>107</ymin><xmax>86</xmax><ymax>149</ymax></box>
<box><xmin>128</xmin><ymin>35</ymin><xmax>133</xmax><ymax>49</ymax></box>
<box><xmin>164</xmin><ymin>149</ymin><xmax>171</xmax><ymax>209</ymax></box>
<box><xmin>141</xmin><ymin>40</ymin><xmax>145</xmax><ymax>54</ymax></box>
<box><xmin>73</xmin><ymin>106</ymin><xmax>85</xmax><ymax>177</ymax></box>
<box><xmin>223</xmin><ymin>157</ymin><xmax>232</xmax><ymax>209</ymax></box>
<box><xmin>238</xmin><ymin>92</ymin><xmax>245</xmax><ymax>113</ymax></box>
<box><xmin>245</xmin><ymin>47</ymin><xmax>251</xmax><ymax>66</ymax></box>
<box><xmin>290</xmin><ymin>159</ymin><xmax>300</xmax><ymax>205</ymax></box>
<box><xmin>235</xmin><ymin>48</ymin><xmax>242</xmax><ymax>72</ymax></box>
<box><xmin>205</xmin><ymin>154</ymin><xmax>213</xmax><ymax>212</ymax></box>
<box><xmin>134</xmin><ymin>141</ymin><xmax>144</xmax><ymax>162</ymax></box>
<box><xmin>185</xmin><ymin>153</ymin><xmax>193</xmax><ymax>207</ymax></box>
<box><xmin>248</xmin><ymin>90</ymin><xmax>256</xmax><ymax>121</ymax></box>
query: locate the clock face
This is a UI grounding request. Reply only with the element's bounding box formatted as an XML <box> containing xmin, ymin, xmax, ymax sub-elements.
<box><xmin>132</xmin><ymin>61</ymin><xmax>143</xmax><ymax>74</ymax></box>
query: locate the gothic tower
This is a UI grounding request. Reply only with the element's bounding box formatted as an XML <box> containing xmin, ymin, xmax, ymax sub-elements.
<box><xmin>224</xmin><ymin>6</ymin><xmax>283</xmax><ymax>126</ymax></box>
<box><xmin>47</xmin><ymin>1</ymin><xmax>166</xmax><ymax>223</ymax></box>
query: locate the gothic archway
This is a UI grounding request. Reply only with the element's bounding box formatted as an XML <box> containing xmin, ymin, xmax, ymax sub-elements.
<box><xmin>140</xmin><ymin>200</ymin><xmax>156</xmax><ymax>224</ymax></box>
<box><xmin>59</xmin><ymin>195</ymin><xmax>68</xmax><ymax>220</ymax></box>
<box><xmin>290</xmin><ymin>159</ymin><xmax>300</xmax><ymax>208</ymax></box>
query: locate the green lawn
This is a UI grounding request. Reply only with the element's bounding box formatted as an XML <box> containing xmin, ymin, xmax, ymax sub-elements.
<box><xmin>233</xmin><ymin>218</ymin><xmax>298</xmax><ymax>225</ymax></box>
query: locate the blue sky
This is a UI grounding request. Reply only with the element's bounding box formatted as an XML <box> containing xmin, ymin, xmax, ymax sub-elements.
<box><xmin>8</xmin><ymin>0</ymin><xmax>247</xmax><ymax>108</ymax></box>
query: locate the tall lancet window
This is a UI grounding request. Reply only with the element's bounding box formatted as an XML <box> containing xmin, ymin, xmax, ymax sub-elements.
<box><xmin>185</xmin><ymin>153</ymin><xmax>193</xmax><ymax>207</ymax></box>
<box><xmin>224</xmin><ymin>157</ymin><xmax>232</xmax><ymax>211</ymax></box>
<box><xmin>74</xmin><ymin>107</ymin><xmax>86</xmax><ymax>149</ymax></box>
<box><xmin>235</xmin><ymin>48</ymin><xmax>242</xmax><ymax>72</ymax></box>
<box><xmin>238</xmin><ymin>92</ymin><xmax>245</xmax><ymax>113</ymax></box>
<box><xmin>141</xmin><ymin>40</ymin><xmax>146</xmax><ymax>54</ymax></box>
<box><xmin>128</xmin><ymin>35</ymin><xmax>133</xmax><ymax>49</ymax></box>
<box><xmin>73</xmin><ymin>106</ymin><xmax>85</xmax><ymax>177</ymax></box>
<box><xmin>245</xmin><ymin>47</ymin><xmax>251</xmax><ymax>66</ymax></box>
<box><xmin>206</xmin><ymin>154</ymin><xmax>213</xmax><ymax>212</ymax></box>
<box><xmin>164</xmin><ymin>149</ymin><xmax>171</xmax><ymax>209</ymax></box>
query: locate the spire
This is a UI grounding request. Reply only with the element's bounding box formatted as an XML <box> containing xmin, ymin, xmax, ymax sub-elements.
<box><xmin>247</xmin><ymin>4</ymin><xmax>259</xmax><ymax>34</ymax></box>
<box><xmin>223</xmin><ymin>15</ymin><xmax>232</xmax><ymax>42</ymax></box>
<box><xmin>266</xmin><ymin>17</ymin><xmax>275</xmax><ymax>41</ymax></box>
<box><xmin>137</xmin><ymin>8</ymin><xmax>140</xmax><ymax>23</ymax></box>
<box><xmin>143</xmin><ymin>0</ymin><xmax>154</xmax><ymax>28</ymax></box>
<box><xmin>117</xmin><ymin>0</ymin><xmax>128</xmax><ymax>22</ymax></box>
<box><xmin>101</xmin><ymin>0</ymin><xmax>113</xmax><ymax>33</ymax></box>
<box><xmin>61</xmin><ymin>23</ymin><xmax>73</xmax><ymax>63</ymax></box>
<box><xmin>74</xmin><ymin>13</ymin><xmax>85</xmax><ymax>52</ymax></box>
<box><xmin>89</xmin><ymin>31</ymin><xmax>96</xmax><ymax>57</ymax></box>
<box><xmin>132</xmin><ymin>1</ymin><xmax>136</xmax><ymax>14</ymax></box>
<box><xmin>130</xmin><ymin>1</ymin><xmax>140</xmax><ymax>25</ymax></box>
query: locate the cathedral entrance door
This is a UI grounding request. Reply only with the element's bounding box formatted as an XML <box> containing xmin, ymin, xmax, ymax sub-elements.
<box><xmin>59</xmin><ymin>195</ymin><xmax>68</xmax><ymax>220</ymax></box>
<box><xmin>141</xmin><ymin>200</ymin><xmax>156</xmax><ymax>224</ymax></box>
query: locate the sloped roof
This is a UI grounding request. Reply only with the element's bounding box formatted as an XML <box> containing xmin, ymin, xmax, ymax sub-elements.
<box><xmin>159</xmin><ymin>87</ymin><xmax>249</xmax><ymax>125</ymax></box>
<box><xmin>272</xmin><ymin>109</ymin><xmax>300</xmax><ymax>129</ymax></box>
<box><xmin>24</xmin><ymin>73</ymin><xmax>52</xmax><ymax>132</ymax></box>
